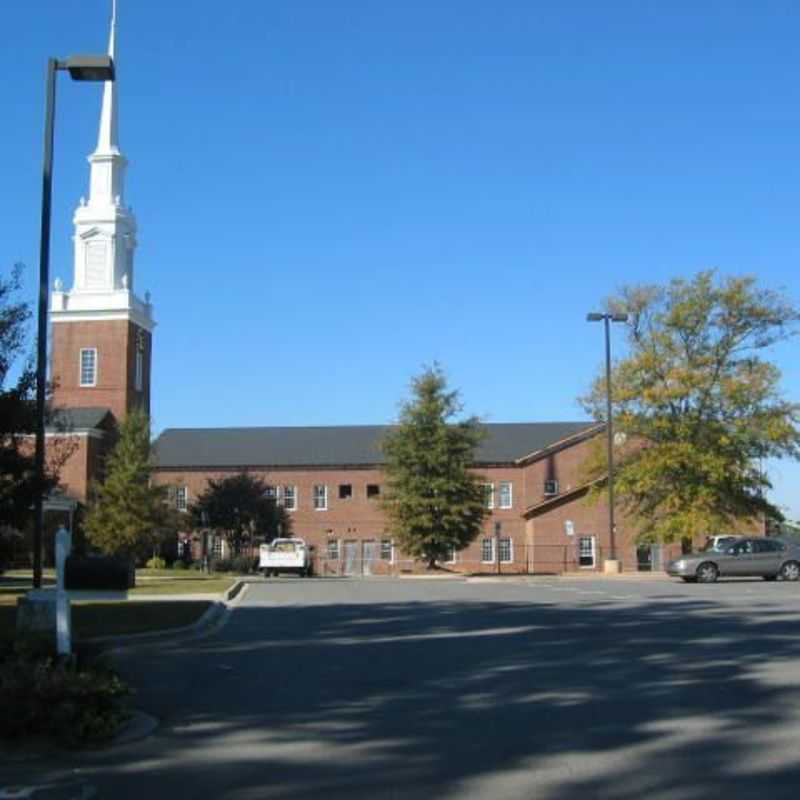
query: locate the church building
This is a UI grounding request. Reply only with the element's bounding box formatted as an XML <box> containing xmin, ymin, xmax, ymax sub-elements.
<box><xmin>46</xmin><ymin>5</ymin><xmax>748</xmax><ymax>575</ymax></box>
<box><xmin>45</xmin><ymin>3</ymin><xmax>154</xmax><ymax>511</ymax></box>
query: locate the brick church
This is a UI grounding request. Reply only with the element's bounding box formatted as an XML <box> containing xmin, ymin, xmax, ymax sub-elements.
<box><xmin>47</xmin><ymin>8</ymin><xmax>747</xmax><ymax>575</ymax></box>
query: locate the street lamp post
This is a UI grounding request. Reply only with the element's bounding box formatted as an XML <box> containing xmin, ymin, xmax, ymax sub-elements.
<box><xmin>586</xmin><ymin>311</ymin><xmax>628</xmax><ymax>568</ymax></box>
<box><xmin>33</xmin><ymin>54</ymin><xmax>114</xmax><ymax>590</ymax></box>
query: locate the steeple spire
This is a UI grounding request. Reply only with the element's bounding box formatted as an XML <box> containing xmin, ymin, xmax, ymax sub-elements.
<box><xmin>95</xmin><ymin>0</ymin><xmax>119</xmax><ymax>155</ymax></box>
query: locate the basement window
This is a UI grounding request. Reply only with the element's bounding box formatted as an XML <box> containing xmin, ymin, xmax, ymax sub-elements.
<box><xmin>367</xmin><ymin>484</ymin><xmax>381</xmax><ymax>499</ymax></box>
<box><xmin>339</xmin><ymin>484</ymin><xmax>353</xmax><ymax>500</ymax></box>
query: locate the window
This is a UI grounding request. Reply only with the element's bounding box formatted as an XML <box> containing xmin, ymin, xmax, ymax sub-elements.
<box><xmin>282</xmin><ymin>485</ymin><xmax>297</xmax><ymax>511</ymax></box>
<box><xmin>482</xmin><ymin>483</ymin><xmax>495</xmax><ymax>509</ymax></box>
<box><xmin>498</xmin><ymin>537</ymin><xmax>513</xmax><ymax>563</ymax></box>
<box><xmin>578</xmin><ymin>536</ymin><xmax>596</xmax><ymax>568</ymax></box>
<box><xmin>498</xmin><ymin>481</ymin><xmax>513</xmax><ymax>509</ymax></box>
<box><xmin>175</xmin><ymin>486</ymin><xmax>188</xmax><ymax>512</ymax></box>
<box><xmin>481</xmin><ymin>538</ymin><xmax>495</xmax><ymax>563</ymax></box>
<box><xmin>544</xmin><ymin>480</ymin><xmax>559</xmax><ymax>496</ymax></box>
<box><xmin>264</xmin><ymin>485</ymin><xmax>278</xmax><ymax>501</ymax></box>
<box><xmin>445</xmin><ymin>546</ymin><xmax>457</xmax><ymax>564</ymax></box>
<box><xmin>339</xmin><ymin>484</ymin><xmax>352</xmax><ymax>500</ymax></box>
<box><xmin>313</xmin><ymin>484</ymin><xmax>328</xmax><ymax>510</ymax></box>
<box><xmin>134</xmin><ymin>349</ymin><xmax>143</xmax><ymax>392</ymax></box>
<box><xmin>380</xmin><ymin>540</ymin><xmax>393</xmax><ymax>561</ymax></box>
<box><xmin>211</xmin><ymin>536</ymin><xmax>224</xmax><ymax>560</ymax></box>
<box><xmin>367</xmin><ymin>484</ymin><xmax>381</xmax><ymax>499</ymax></box>
<box><xmin>80</xmin><ymin>348</ymin><xmax>97</xmax><ymax>386</ymax></box>
<box><xmin>326</xmin><ymin>539</ymin><xmax>340</xmax><ymax>560</ymax></box>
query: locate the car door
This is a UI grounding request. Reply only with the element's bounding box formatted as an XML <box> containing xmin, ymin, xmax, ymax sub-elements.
<box><xmin>722</xmin><ymin>539</ymin><xmax>757</xmax><ymax>576</ymax></box>
<box><xmin>754</xmin><ymin>539</ymin><xmax>784</xmax><ymax>576</ymax></box>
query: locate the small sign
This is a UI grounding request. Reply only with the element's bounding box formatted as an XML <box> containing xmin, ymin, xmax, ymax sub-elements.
<box><xmin>564</xmin><ymin>520</ymin><xmax>575</xmax><ymax>537</ymax></box>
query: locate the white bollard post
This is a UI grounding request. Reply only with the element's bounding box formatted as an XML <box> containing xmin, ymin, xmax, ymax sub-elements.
<box><xmin>55</xmin><ymin>525</ymin><xmax>72</xmax><ymax>655</ymax></box>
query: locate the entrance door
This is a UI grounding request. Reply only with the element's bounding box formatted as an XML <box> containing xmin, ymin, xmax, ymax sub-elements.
<box><xmin>343</xmin><ymin>541</ymin><xmax>360</xmax><ymax>576</ymax></box>
<box><xmin>362</xmin><ymin>540</ymin><xmax>379</xmax><ymax>576</ymax></box>
<box><xmin>578</xmin><ymin>536</ymin><xmax>596</xmax><ymax>568</ymax></box>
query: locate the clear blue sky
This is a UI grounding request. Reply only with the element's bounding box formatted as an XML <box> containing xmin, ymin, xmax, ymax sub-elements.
<box><xmin>2</xmin><ymin>1</ymin><xmax>799</xmax><ymax>521</ymax></box>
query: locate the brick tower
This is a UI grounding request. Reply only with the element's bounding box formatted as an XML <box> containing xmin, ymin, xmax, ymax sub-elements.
<box><xmin>50</xmin><ymin>0</ymin><xmax>155</xmax><ymax>422</ymax></box>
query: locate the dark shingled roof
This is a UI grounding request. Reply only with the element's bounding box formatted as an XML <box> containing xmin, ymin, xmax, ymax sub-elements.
<box><xmin>153</xmin><ymin>422</ymin><xmax>600</xmax><ymax>469</ymax></box>
<box><xmin>47</xmin><ymin>407</ymin><xmax>113</xmax><ymax>432</ymax></box>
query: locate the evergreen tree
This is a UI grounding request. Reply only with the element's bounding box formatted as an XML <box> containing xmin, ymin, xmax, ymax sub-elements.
<box><xmin>581</xmin><ymin>271</ymin><xmax>800</xmax><ymax>542</ymax></box>
<box><xmin>85</xmin><ymin>409</ymin><xmax>171</xmax><ymax>558</ymax></box>
<box><xmin>382</xmin><ymin>365</ymin><xmax>488</xmax><ymax>568</ymax></box>
<box><xmin>189</xmin><ymin>473</ymin><xmax>290</xmax><ymax>556</ymax></box>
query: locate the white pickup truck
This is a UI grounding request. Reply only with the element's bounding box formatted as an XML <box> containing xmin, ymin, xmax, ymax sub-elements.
<box><xmin>259</xmin><ymin>538</ymin><xmax>313</xmax><ymax>577</ymax></box>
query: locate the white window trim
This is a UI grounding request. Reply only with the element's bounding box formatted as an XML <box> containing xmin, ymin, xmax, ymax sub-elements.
<box><xmin>481</xmin><ymin>538</ymin><xmax>496</xmax><ymax>564</ymax></box>
<box><xmin>578</xmin><ymin>536</ymin><xmax>596</xmax><ymax>569</ymax></box>
<box><xmin>445</xmin><ymin>547</ymin><xmax>457</xmax><ymax>564</ymax></box>
<box><xmin>283</xmin><ymin>485</ymin><xmax>297</xmax><ymax>512</ymax></box>
<box><xmin>483</xmin><ymin>483</ymin><xmax>495</xmax><ymax>510</ymax></box>
<box><xmin>175</xmin><ymin>486</ymin><xmax>189</xmax><ymax>513</ymax></box>
<box><xmin>544</xmin><ymin>479</ymin><xmax>559</xmax><ymax>497</ymax></box>
<box><xmin>499</xmin><ymin>537</ymin><xmax>514</xmax><ymax>564</ymax></box>
<box><xmin>314</xmin><ymin>484</ymin><xmax>328</xmax><ymax>511</ymax></box>
<box><xmin>498</xmin><ymin>481</ymin><xmax>513</xmax><ymax>509</ymax></box>
<box><xmin>326</xmin><ymin>538</ymin><xmax>340</xmax><ymax>560</ymax></box>
<box><xmin>79</xmin><ymin>347</ymin><xmax>98</xmax><ymax>387</ymax></box>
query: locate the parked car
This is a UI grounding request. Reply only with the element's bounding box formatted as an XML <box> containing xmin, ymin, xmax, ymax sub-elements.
<box><xmin>666</xmin><ymin>537</ymin><xmax>800</xmax><ymax>583</ymax></box>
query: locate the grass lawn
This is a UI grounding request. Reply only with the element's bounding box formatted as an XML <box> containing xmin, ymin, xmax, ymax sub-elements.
<box><xmin>0</xmin><ymin>599</ymin><xmax>212</xmax><ymax>645</ymax></box>
<box><xmin>129</xmin><ymin>576</ymin><xmax>236</xmax><ymax>595</ymax></box>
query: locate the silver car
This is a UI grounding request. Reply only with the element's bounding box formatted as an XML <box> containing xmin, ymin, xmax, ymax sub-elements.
<box><xmin>666</xmin><ymin>537</ymin><xmax>800</xmax><ymax>583</ymax></box>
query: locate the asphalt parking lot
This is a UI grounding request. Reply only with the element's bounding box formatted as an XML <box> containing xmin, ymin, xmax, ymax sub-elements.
<box><xmin>4</xmin><ymin>574</ymin><xmax>800</xmax><ymax>800</ymax></box>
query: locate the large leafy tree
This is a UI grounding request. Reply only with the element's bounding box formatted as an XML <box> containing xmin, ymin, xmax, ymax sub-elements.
<box><xmin>381</xmin><ymin>364</ymin><xmax>488</xmax><ymax>568</ymax></box>
<box><xmin>85</xmin><ymin>408</ymin><xmax>175</xmax><ymax>558</ymax></box>
<box><xmin>0</xmin><ymin>265</ymin><xmax>65</xmax><ymax>532</ymax></box>
<box><xmin>189</xmin><ymin>473</ymin><xmax>290</xmax><ymax>556</ymax></box>
<box><xmin>581</xmin><ymin>271</ymin><xmax>800</xmax><ymax>542</ymax></box>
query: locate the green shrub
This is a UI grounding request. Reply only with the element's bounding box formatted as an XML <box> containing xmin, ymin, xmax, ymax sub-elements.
<box><xmin>145</xmin><ymin>556</ymin><xmax>167</xmax><ymax>570</ymax></box>
<box><xmin>211</xmin><ymin>558</ymin><xmax>232</xmax><ymax>573</ymax></box>
<box><xmin>172</xmin><ymin>560</ymin><xmax>189</xmax><ymax>570</ymax></box>
<box><xmin>230</xmin><ymin>555</ymin><xmax>257</xmax><ymax>574</ymax></box>
<box><xmin>0</xmin><ymin>639</ymin><xmax>130</xmax><ymax>747</ymax></box>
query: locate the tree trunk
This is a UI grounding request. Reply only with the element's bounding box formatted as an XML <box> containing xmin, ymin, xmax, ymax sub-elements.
<box><xmin>427</xmin><ymin>556</ymin><xmax>437</xmax><ymax>570</ymax></box>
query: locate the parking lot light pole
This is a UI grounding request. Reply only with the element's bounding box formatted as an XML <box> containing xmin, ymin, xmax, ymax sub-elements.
<box><xmin>33</xmin><ymin>54</ymin><xmax>115</xmax><ymax>590</ymax></box>
<box><xmin>586</xmin><ymin>311</ymin><xmax>629</xmax><ymax>567</ymax></box>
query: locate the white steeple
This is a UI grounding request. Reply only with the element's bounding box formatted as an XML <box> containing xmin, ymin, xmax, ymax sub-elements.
<box><xmin>52</xmin><ymin>0</ymin><xmax>154</xmax><ymax>332</ymax></box>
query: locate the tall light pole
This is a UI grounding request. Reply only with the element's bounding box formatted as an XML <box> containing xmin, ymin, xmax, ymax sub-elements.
<box><xmin>586</xmin><ymin>311</ymin><xmax>628</xmax><ymax>566</ymax></box>
<box><xmin>33</xmin><ymin>54</ymin><xmax>115</xmax><ymax>589</ymax></box>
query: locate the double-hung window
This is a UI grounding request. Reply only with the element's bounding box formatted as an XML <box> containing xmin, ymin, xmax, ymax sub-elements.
<box><xmin>326</xmin><ymin>539</ymin><xmax>340</xmax><ymax>560</ymax></box>
<box><xmin>175</xmin><ymin>486</ymin><xmax>188</xmax><ymax>512</ymax></box>
<box><xmin>498</xmin><ymin>481</ymin><xmax>512</xmax><ymax>509</ymax></box>
<box><xmin>282</xmin><ymin>485</ymin><xmax>297</xmax><ymax>511</ymax></box>
<box><xmin>482</xmin><ymin>483</ymin><xmax>495</xmax><ymax>510</ymax></box>
<box><xmin>481</xmin><ymin>538</ymin><xmax>496</xmax><ymax>563</ymax></box>
<box><xmin>313</xmin><ymin>484</ymin><xmax>328</xmax><ymax>511</ymax></box>
<box><xmin>498</xmin><ymin>537</ymin><xmax>513</xmax><ymax>563</ymax></box>
<box><xmin>380</xmin><ymin>540</ymin><xmax>393</xmax><ymax>561</ymax></box>
<box><xmin>80</xmin><ymin>348</ymin><xmax>97</xmax><ymax>387</ymax></box>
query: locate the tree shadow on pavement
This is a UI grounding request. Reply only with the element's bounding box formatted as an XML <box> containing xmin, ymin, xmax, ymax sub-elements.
<box><xmin>18</xmin><ymin>587</ymin><xmax>800</xmax><ymax>799</ymax></box>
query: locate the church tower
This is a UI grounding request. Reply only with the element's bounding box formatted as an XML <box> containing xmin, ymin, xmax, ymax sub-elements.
<box><xmin>50</xmin><ymin>0</ymin><xmax>155</xmax><ymax>422</ymax></box>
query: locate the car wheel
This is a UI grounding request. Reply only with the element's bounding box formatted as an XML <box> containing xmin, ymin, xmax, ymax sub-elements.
<box><xmin>779</xmin><ymin>561</ymin><xmax>800</xmax><ymax>582</ymax></box>
<box><xmin>696</xmin><ymin>562</ymin><xmax>719</xmax><ymax>584</ymax></box>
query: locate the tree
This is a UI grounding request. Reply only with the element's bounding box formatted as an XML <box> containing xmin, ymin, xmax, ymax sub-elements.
<box><xmin>84</xmin><ymin>408</ymin><xmax>173</xmax><ymax>558</ymax></box>
<box><xmin>381</xmin><ymin>364</ymin><xmax>488</xmax><ymax>569</ymax></box>
<box><xmin>189</xmin><ymin>473</ymin><xmax>290</xmax><ymax>556</ymax></box>
<box><xmin>581</xmin><ymin>271</ymin><xmax>800</xmax><ymax>543</ymax></box>
<box><xmin>0</xmin><ymin>264</ymin><xmax>66</xmax><ymax>532</ymax></box>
